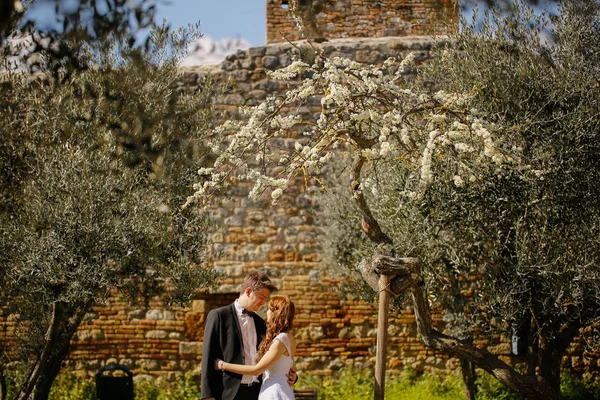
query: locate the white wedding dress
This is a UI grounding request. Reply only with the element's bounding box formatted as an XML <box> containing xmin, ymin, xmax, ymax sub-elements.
<box><xmin>259</xmin><ymin>332</ymin><xmax>295</xmax><ymax>400</ymax></box>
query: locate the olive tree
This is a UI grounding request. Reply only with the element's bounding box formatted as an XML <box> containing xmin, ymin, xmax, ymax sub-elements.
<box><xmin>317</xmin><ymin>1</ymin><xmax>600</xmax><ymax>397</ymax></box>
<box><xmin>419</xmin><ymin>0</ymin><xmax>600</xmax><ymax>394</ymax></box>
<box><xmin>0</xmin><ymin>25</ymin><xmax>220</xmax><ymax>400</ymax></box>
<box><xmin>189</xmin><ymin>1</ymin><xmax>600</xmax><ymax>399</ymax></box>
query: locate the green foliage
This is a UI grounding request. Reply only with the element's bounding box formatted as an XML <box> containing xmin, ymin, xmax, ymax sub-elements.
<box><xmin>42</xmin><ymin>369</ymin><xmax>202</xmax><ymax>400</ymax></box>
<box><xmin>318</xmin><ymin>0</ymin><xmax>600</xmax><ymax>393</ymax></box>
<box><xmin>475</xmin><ymin>372</ymin><xmax>525</xmax><ymax>400</ymax></box>
<box><xmin>384</xmin><ymin>371</ymin><xmax>464</xmax><ymax>400</ymax></box>
<box><xmin>0</xmin><ymin>22</ymin><xmax>221</xmax><ymax>399</ymax></box>
<box><xmin>298</xmin><ymin>368</ymin><xmax>479</xmax><ymax>400</ymax></box>
<box><xmin>134</xmin><ymin>372</ymin><xmax>201</xmax><ymax>400</ymax></box>
<box><xmin>6</xmin><ymin>367</ymin><xmax>598</xmax><ymax>400</ymax></box>
<box><xmin>299</xmin><ymin>368</ymin><xmax>600</xmax><ymax>400</ymax></box>
<box><xmin>48</xmin><ymin>372</ymin><xmax>96</xmax><ymax>400</ymax></box>
<box><xmin>44</xmin><ymin>370</ymin><xmax>202</xmax><ymax>400</ymax></box>
<box><xmin>560</xmin><ymin>371</ymin><xmax>600</xmax><ymax>400</ymax></box>
<box><xmin>422</xmin><ymin>0</ymin><xmax>600</xmax><ymax>348</ymax></box>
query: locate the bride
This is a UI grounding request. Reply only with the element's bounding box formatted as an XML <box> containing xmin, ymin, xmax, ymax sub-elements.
<box><xmin>215</xmin><ymin>296</ymin><xmax>296</xmax><ymax>400</ymax></box>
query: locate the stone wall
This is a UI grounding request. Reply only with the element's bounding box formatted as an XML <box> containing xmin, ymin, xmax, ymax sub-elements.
<box><xmin>266</xmin><ymin>0</ymin><xmax>458</xmax><ymax>44</ymax></box>
<box><xmin>1</xmin><ymin>36</ymin><xmax>599</xmax><ymax>382</ymax></box>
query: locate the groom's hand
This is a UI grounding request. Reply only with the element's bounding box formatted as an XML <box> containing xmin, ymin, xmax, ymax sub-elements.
<box><xmin>286</xmin><ymin>367</ymin><xmax>298</xmax><ymax>386</ymax></box>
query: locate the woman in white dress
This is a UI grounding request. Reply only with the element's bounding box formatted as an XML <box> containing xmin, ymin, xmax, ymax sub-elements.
<box><xmin>215</xmin><ymin>296</ymin><xmax>296</xmax><ymax>400</ymax></box>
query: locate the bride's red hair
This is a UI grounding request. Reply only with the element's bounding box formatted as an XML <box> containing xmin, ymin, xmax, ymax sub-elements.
<box><xmin>256</xmin><ymin>296</ymin><xmax>295</xmax><ymax>361</ymax></box>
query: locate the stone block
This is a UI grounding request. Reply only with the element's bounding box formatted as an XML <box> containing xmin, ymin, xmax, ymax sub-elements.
<box><xmin>279</xmin><ymin>53</ymin><xmax>292</xmax><ymax>67</ymax></box>
<box><xmin>146</xmin><ymin>310</ymin><xmax>163</xmax><ymax>320</ymax></box>
<box><xmin>179</xmin><ymin>341</ymin><xmax>202</xmax><ymax>355</ymax></box>
<box><xmin>76</xmin><ymin>329</ymin><xmax>105</xmax><ymax>341</ymax></box>
<box><xmin>226</xmin><ymin>233</ymin><xmax>246</xmax><ymax>244</ymax></box>
<box><xmin>249</xmin><ymin>233</ymin><xmax>267</xmax><ymax>244</ymax></box>
<box><xmin>184</xmin><ymin>312</ymin><xmax>205</xmax><ymax>341</ymax></box>
<box><xmin>221</xmin><ymin>60</ymin><xmax>236</xmax><ymax>71</ymax></box>
<box><xmin>136</xmin><ymin>359</ymin><xmax>159</xmax><ymax>371</ymax></box>
<box><xmin>119</xmin><ymin>358</ymin><xmax>133</xmax><ymax>367</ymax></box>
<box><xmin>247</xmin><ymin>89</ymin><xmax>267</xmax><ymax>101</ymax></box>
<box><xmin>229</xmin><ymin>70</ymin><xmax>251</xmax><ymax>82</ymax></box>
<box><xmin>241</xmin><ymin>59</ymin><xmax>256</xmax><ymax>69</ymax></box>
<box><xmin>355</xmin><ymin>50</ymin><xmax>380</xmax><ymax>63</ymax></box>
<box><xmin>268</xmin><ymin>251</ymin><xmax>285</xmax><ymax>261</ymax></box>
<box><xmin>191</xmin><ymin>300</ymin><xmax>207</xmax><ymax>313</ymax></box>
<box><xmin>262</xmin><ymin>56</ymin><xmax>280</xmax><ymax>70</ymax></box>
<box><xmin>163</xmin><ymin>311</ymin><xmax>175</xmax><ymax>321</ymax></box>
<box><xmin>128</xmin><ymin>309</ymin><xmax>145</xmax><ymax>319</ymax></box>
<box><xmin>249</xmin><ymin>47</ymin><xmax>266</xmax><ymax>58</ymax></box>
<box><xmin>146</xmin><ymin>330</ymin><xmax>168</xmax><ymax>339</ymax></box>
<box><xmin>265</xmin><ymin>46</ymin><xmax>281</xmax><ymax>56</ymax></box>
<box><xmin>224</xmin><ymin>215</ymin><xmax>244</xmax><ymax>227</ymax></box>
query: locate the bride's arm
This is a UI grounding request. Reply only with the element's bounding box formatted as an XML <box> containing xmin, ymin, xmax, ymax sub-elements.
<box><xmin>216</xmin><ymin>340</ymin><xmax>286</xmax><ymax>376</ymax></box>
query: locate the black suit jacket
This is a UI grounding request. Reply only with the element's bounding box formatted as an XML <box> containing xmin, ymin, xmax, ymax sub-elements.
<box><xmin>201</xmin><ymin>303</ymin><xmax>267</xmax><ymax>400</ymax></box>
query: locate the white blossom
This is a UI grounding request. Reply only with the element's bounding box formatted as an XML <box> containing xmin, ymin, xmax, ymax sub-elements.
<box><xmin>186</xmin><ymin>50</ymin><xmax>521</xmax><ymax>210</ymax></box>
<box><xmin>271</xmin><ymin>188</ymin><xmax>283</xmax><ymax>199</ymax></box>
<box><xmin>453</xmin><ymin>175</ymin><xmax>465</xmax><ymax>187</ymax></box>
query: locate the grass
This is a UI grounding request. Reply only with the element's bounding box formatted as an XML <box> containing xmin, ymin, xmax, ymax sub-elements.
<box><xmin>298</xmin><ymin>368</ymin><xmax>464</xmax><ymax>400</ymax></box>
<box><xmin>2</xmin><ymin>365</ymin><xmax>599</xmax><ymax>400</ymax></box>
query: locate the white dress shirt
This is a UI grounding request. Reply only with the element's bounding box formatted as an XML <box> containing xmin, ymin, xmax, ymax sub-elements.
<box><xmin>234</xmin><ymin>300</ymin><xmax>259</xmax><ymax>384</ymax></box>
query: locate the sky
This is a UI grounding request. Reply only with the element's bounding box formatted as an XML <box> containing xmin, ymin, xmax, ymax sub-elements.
<box><xmin>153</xmin><ymin>0</ymin><xmax>268</xmax><ymax>47</ymax></box>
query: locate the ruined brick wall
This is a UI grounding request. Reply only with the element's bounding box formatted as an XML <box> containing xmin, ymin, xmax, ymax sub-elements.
<box><xmin>266</xmin><ymin>0</ymin><xmax>458</xmax><ymax>44</ymax></box>
<box><xmin>1</xmin><ymin>36</ymin><xmax>598</xmax><ymax>382</ymax></box>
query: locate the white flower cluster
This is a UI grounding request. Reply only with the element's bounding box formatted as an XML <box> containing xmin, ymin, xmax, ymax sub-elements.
<box><xmin>187</xmin><ymin>50</ymin><xmax>521</xmax><ymax>208</ymax></box>
<box><xmin>268</xmin><ymin>60</ymin><xmax>310</xmax><ymax>80</ymax></box>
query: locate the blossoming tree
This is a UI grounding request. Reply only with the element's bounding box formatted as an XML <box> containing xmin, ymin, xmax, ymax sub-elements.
<box><xmin>187</xmin><ymin>30</ymin><xmax>557</xmax><ymax>400</ymax></box>
<box><xmin>190</xmin><ymin>2</ymin><xmax>600</xmax><ymax>399</ymax></box>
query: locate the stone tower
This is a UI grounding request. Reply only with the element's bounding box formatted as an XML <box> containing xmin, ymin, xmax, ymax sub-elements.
<box><xmin>266</xmin><ymin>0</ymin><xmax>458</xmax><ymax>44</ymax></box>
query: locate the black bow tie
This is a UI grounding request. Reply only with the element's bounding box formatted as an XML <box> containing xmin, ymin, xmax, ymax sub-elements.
<box><xmin>241</xmin><ymin>309</ymin><xmax>255</xmax><ymax>317</ymax></box>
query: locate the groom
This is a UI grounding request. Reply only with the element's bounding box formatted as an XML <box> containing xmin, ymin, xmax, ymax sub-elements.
<box><xmin>201</xmin><ymin>270</ymin><xmax>296</xmax><ymax>400</ymax></box>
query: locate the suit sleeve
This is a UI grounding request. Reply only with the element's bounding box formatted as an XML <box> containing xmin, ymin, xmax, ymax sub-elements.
<box><xmin>201</xmin><ymin>309</ymin><xmax>222</xmax><ymax>399</ymax></box>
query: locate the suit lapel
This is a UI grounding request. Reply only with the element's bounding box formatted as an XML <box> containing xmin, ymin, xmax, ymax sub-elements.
<box><xmin>229</xmin><ymin>303</ymin><xmax>244</xmax><ymax>349</ymax></box>
<box><xmin>251</xmin><ymin>314</ymin><xmax>259</xmax><ymax>350</ymax></box>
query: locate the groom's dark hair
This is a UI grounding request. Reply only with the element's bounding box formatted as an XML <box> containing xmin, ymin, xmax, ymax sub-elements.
<box><xmin>241</xmin><ymin>270</ymin><xmax>277</xmax><ymax>295</ymax></box>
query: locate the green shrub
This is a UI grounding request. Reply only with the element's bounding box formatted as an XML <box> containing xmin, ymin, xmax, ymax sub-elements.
<box><xmin>135</xmin><ymin>372</ymin><xmax>201</xmax><ymax>400</ymax></box>
<box><xmin>298</xmin><ymin>368</ymin><xmax>464</xmax><ymax>400</ymax></box>
<box><xmin>475</xmin><ymin>372</ymin><xmax>524</xmax><ymax>400</ymax></box>
<box><xmin>16</xmin><ymin>366</ymin><xmax>600</xmax><ymax>400</ymax></box>
<box><xmin>45</xmin><ymin>369</ymin><xmax>201</xmax><ymax>400</ymax></box>
<box><xmin>560</xmin><ymin>371</ymin><xmax>600</xmax><ymax>400</ymax></box>
<box><xmin>48</xmin><ymin>372</ymin><xmax>96</xmax><ymax>400</ymax></box>
<box><xmin>385</xmin><ymin>371</ymin><xmax>464</xmax><ymax>400</ymax></box>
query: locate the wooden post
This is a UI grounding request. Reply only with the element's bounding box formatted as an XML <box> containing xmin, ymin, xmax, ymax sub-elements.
<box><xmin>374</xmin><ymin>274</ymin><xmax>391</xmax><ymax>400</ymax></box>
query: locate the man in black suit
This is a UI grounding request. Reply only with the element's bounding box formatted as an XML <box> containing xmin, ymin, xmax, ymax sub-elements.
<box><xmin>201</xmin><ymin>271</ymin><xmax>296</xmax><ymax>400</ymax></box>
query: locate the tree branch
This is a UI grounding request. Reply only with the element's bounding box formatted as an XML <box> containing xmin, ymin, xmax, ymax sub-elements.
<box><xmin>351</xmin><ymin>153</ymin><xmax>558</xmax><ymax>400</ymax></box>
<box><xmin>0</xmin><ymin>363</ymin><xmax>6</xmax><ymax>400</ymax></box>
<box><xmin>351</xmin><ymin>156</ymin><xmax>392</xmax><ymax>247</ymax></box>
<box><xmin>15</xmin><ymin>301</ymin><xmax>64</xmax><ymax>400</ymax></box>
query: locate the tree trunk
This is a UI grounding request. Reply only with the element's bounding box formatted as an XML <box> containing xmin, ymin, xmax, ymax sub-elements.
<box><xmin>537</xmin><ymin>321</ymin><xmax>580</xmax><ymax>395</ymax></box>
<box><xmin>460</xmin><ymin>358</ymin><xmax>477</xmax><ymax>400</ymax></box>
<box><xmin>409</xmin><ymin>282</ymin><xmax>559</xmax><ymax>400</ymax></box>
<box><xmin>0</xmin><ymin>0</ymin><xmax>15</xmax><ymax>42</ymax></box>
<box><xmin>15</xmin><ymin>301</ymin><xmax>90</xmax><ymax>400</ymax></box>
<box><xmin>526</xmin><ymin>315</ymin><xmax>538</xmax><ymax>377</ymax></box>
<box><xmin>351</xmin><ymin>155</ymin><xmax>558</xmax><ymax>400</ymax></box>
<box><xmin>442</xmin><ymin>259</ymin><xmax>477</xmax><ymax>400</ymax></box>
<box><xmin>359</xmin><ymin>251</ymin><xmax>559</xmax><ymax>400</ymax></box>
<box><xmin>0</xmin><ymin>364</ymin><xmax>6</xmax><ymax>400</ymax></box>
<box><xmin>537</xmin><ymin>339</ymin><xmax>562</xmax><ymax>396</ymax></box>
